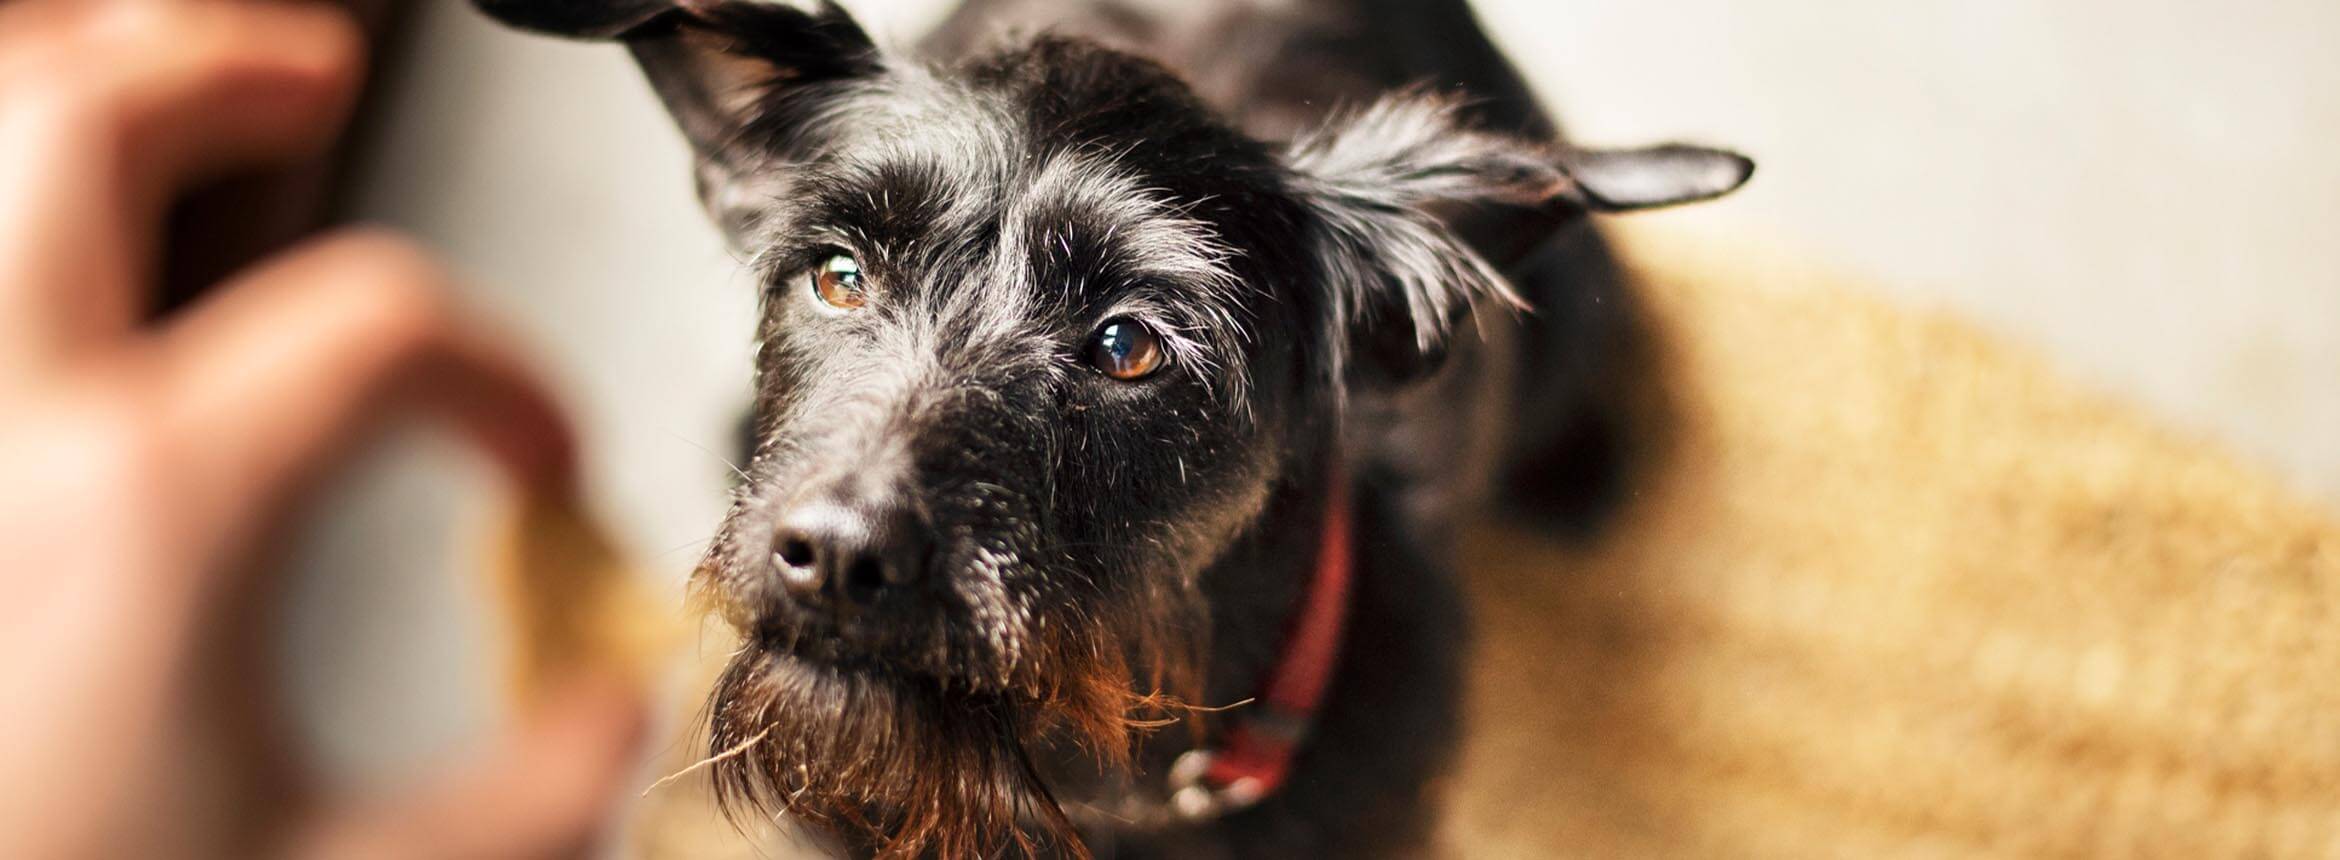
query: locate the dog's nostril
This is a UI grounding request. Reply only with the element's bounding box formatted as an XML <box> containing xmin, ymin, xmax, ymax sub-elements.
<box><xmin>771</xmin><ymin>532</ymin><xmax>824</xmax><ymax>598</ymax></box>
<box><xmin>841</xmin><ymin>557</ymin><xmax>888</xmax><ymax>607</ymax></box>
<box><xmin>769</xmin><ymin>496</ymin><xmax>930</xmax><ymax>615</ymax></box>
<box><xmin>777</xmin><ymin>537</ymin><xmax>816</xmax><ymax>568</ymax></box>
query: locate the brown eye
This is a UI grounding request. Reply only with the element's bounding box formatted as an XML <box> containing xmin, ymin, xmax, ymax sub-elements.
<box><xmin>1085</xmin><ymin>318</ymin><xmax>1166</xmax><ymax>381</ymax></box>
<box><xmin>809</xmin><ymin>254</ymin><xmax>865</xmax><ymax>311</ymax></box>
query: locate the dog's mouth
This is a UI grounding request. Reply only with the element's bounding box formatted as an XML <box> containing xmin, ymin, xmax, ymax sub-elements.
<box><xmin>692</xmin><ymin>510</ymin><xmax>1204</xmax><ymax>854</ymax></box>
<box><xmin>700</xmin><ymin>568</ymin><xmax>1194</xmax><ymax>855</ymax></box>
<box><xmin>704</xmin><ymin>631</ymin><xmax>1095</xmax><ymax>857</ymax></box>
<box><xmin>749</xmin><ymin>614</ymin><xmax>893</xmax><ymax>672</ymax></box>
<box><xmin>738</xmin><ymin>577</ymin><xmax>1033</xmax><ymax>698</ymax></box>
<box><xmin>744</xmin><ymin>615</ymin><xmax>1022</xmax><ymax>703</ymax></box>
<box><xmin>728</xmin><ymin>630</ymin><xmax>1032</xmax><ymax>733</ymax></box>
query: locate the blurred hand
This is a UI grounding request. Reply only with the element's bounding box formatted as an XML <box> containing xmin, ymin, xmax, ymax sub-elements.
<box><xmin>0</xmin><ymin>1</ymin><xmax>643</xmax><ymax>857</ymax></box>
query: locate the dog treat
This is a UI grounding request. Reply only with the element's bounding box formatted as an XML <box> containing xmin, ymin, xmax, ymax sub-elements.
<box><xmin>483</xmin><ymin>490</ymin><xmax>681</xmax><ymax>708</ymax></box>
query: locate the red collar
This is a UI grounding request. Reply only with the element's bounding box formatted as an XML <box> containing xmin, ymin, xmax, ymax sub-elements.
<box><xmin>1167</xmin><ymin>462</ymin><xmax>1354</xmax><ymax>819</ymax></box>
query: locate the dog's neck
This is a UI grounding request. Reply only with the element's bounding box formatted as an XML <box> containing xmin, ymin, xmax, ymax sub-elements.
<box><xmin>1164</xmin><ymin>450</ymin><xmax>1354</xmax><ymax>819</ymax></box>
<box><xmin>1070</xmin><ymin>449</ymin><xmax>1467</xmax><ymax>858</ymax></box>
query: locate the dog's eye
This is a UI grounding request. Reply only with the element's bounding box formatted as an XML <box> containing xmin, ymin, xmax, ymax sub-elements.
<box><xmin>1084</xmin><ymin>318</ymin><xmax>1166</xmax><ymax>381</ymax></box>
<box><xmin>808</xmin><ymin>254</ymin><xmax>866</xmax><ymax>311</ymax></box>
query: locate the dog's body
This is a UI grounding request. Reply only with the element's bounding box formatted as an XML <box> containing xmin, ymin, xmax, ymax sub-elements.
<box><xmin>914</xmin><ymin>5</ymin><xmax>1639</xmax><ymax>856</ymax></box>
<box><xmin>475</xmin><ymin>1</ymin><xmax>1748</xmax><ymax>855</ymax></box>
<box><xmin>917</xmin><ymin>5</ymin><xmax>1567</xmax><ymax>856</ymax></box>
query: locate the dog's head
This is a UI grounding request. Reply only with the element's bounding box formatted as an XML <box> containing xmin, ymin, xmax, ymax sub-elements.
<box><xmin>480</xmin><ymin>0</ymin><xmax>1748</xmax><ymax>853</ymax></box>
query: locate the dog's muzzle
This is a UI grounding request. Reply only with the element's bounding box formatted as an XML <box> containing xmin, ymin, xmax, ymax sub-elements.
<box><xmin>765</xmin><ymin>476</ymin><xmax>936</xmax><ymax>638</ymax></box>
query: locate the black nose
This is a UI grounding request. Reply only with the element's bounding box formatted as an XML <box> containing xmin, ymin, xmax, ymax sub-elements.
<box><xmin>769</xmin><ymin>495</ymin><xmax>929</xmax><ymax>612</ymax></box>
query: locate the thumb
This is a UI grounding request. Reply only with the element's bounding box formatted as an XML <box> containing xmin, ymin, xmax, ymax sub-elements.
<box><xmin>287</xmin><ymin>676</ymin><xmax>647</xmax><ymax>860</ymax></box>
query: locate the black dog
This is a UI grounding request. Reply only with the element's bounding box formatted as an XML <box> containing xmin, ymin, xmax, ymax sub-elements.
<box><xmin>475</xmin><ymin>1</ymin><xmax>1749</xmax><ymax>855</ymax></box>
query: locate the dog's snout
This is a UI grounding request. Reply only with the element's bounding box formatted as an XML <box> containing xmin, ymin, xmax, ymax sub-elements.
<box><xmin>770</xmin><ymin>493</ymin><xmax>930</xmax><ymax>613</ymax></box>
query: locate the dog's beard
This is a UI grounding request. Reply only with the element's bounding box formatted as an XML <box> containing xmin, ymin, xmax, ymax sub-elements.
<box><xmin>704</xmin><ymin>602</ymin><xmax>1200</xmax><ymax>859</ymax></box>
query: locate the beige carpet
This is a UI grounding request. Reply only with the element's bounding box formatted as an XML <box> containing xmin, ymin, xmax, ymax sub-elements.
<box><xmin>1447</xmin><ymin>225</ymin><xmax>2340</xmax><ymax>857</ymax></box>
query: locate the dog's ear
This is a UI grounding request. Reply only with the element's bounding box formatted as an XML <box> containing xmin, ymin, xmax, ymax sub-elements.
<box><xmin>473</xmin><ymin>0</ymin><xmax>882</xmax><ymax>239</ymax></box>
<box><xmin>1287</xmin><ymin>92</ymin><xmax>1752</xmax><ymax>384</ymax></box>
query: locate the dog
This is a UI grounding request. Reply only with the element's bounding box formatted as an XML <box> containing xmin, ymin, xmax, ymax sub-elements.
<box><xmin>474</xmin><ymin>0</ymin><xmax>1750</xmax><ymax>855</ymax></box>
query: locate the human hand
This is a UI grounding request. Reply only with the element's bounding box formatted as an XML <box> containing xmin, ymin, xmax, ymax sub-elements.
<box><xmin>0</xmin><ymin>1</ymin><xmax>644</xmax><ymax>856</ymax></box>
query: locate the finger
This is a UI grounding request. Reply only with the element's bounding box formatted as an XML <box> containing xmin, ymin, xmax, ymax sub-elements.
<box><xmin>148</xmin><ymin>230</ymin><xmax>578</xmax><ymax>566</ymax></box>
<box><xmin>0</xmin><ymin>0</ymin><xmax>363</xmax><ymax>371</ymax></box>
<box><xmin>288</xmin><ymin>675</ymin><xmax>649</xmax><ymax>860</ymax></box>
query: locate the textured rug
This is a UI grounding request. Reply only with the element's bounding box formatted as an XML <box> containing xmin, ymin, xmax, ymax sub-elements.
<box><xmin>1447</xmin><ymin>225</ymin><xmax>2340</xmax><ymax>857</ymax></box>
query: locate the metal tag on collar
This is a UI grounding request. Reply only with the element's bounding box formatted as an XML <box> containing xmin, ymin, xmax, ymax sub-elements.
<box><xmin>1167</xmin><ymin>749</ymin><xmax>1269</xmax><ymax>821</ymax></box>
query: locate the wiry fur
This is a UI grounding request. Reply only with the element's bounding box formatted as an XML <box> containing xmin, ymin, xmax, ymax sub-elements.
<box><xmin>702</xmin><ymin>603</ymin><xmax>1195</xmax><ymax>858</ymax></box>
<box><xmin>1287</xmin><ymin>91</ymin><xmax>1543</xmax><ymax>387</ymax></box>
<box><xmin>681</xmin><ymin>44</ymin><xmax>1286</xmax><ymax>851</ymax></box>
<box><xmin>473</xmin><ymin>0</ymin><xmax>1751</xmax><ymax>855</ymax></box>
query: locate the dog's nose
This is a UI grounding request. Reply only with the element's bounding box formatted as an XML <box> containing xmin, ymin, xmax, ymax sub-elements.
<box><xmin>769</xmin><ymin>496</ymin><xmax>929</xmax><ymax>611</ymax></box>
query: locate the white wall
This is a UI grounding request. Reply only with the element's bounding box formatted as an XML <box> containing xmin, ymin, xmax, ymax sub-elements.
<box><xmin>1470</xmin><ymin>0</ymin><xmax>2340</xmax><ymax>502</ymax></box>
<box><xmin>292</xmin><ymin>0</ymin><xmax>2340</xmax><ymax>788</ymax></box>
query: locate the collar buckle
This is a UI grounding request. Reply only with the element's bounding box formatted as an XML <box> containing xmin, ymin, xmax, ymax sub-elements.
<box><xmin>1167</xmin><ymin>750</ymin><xmax>1268</xmax><ymax>821</ymax></box>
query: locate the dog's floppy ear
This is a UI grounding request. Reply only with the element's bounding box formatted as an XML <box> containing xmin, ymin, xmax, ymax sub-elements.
<box><xmin>1287</xmin><ymin>92</ymin><xmax>1752</xmax><ymax>384</ymax></box>
<box><xmin>473</xmin><ymin>0</ymin><xmax>882</xmax><ymax>239</ymax></box>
